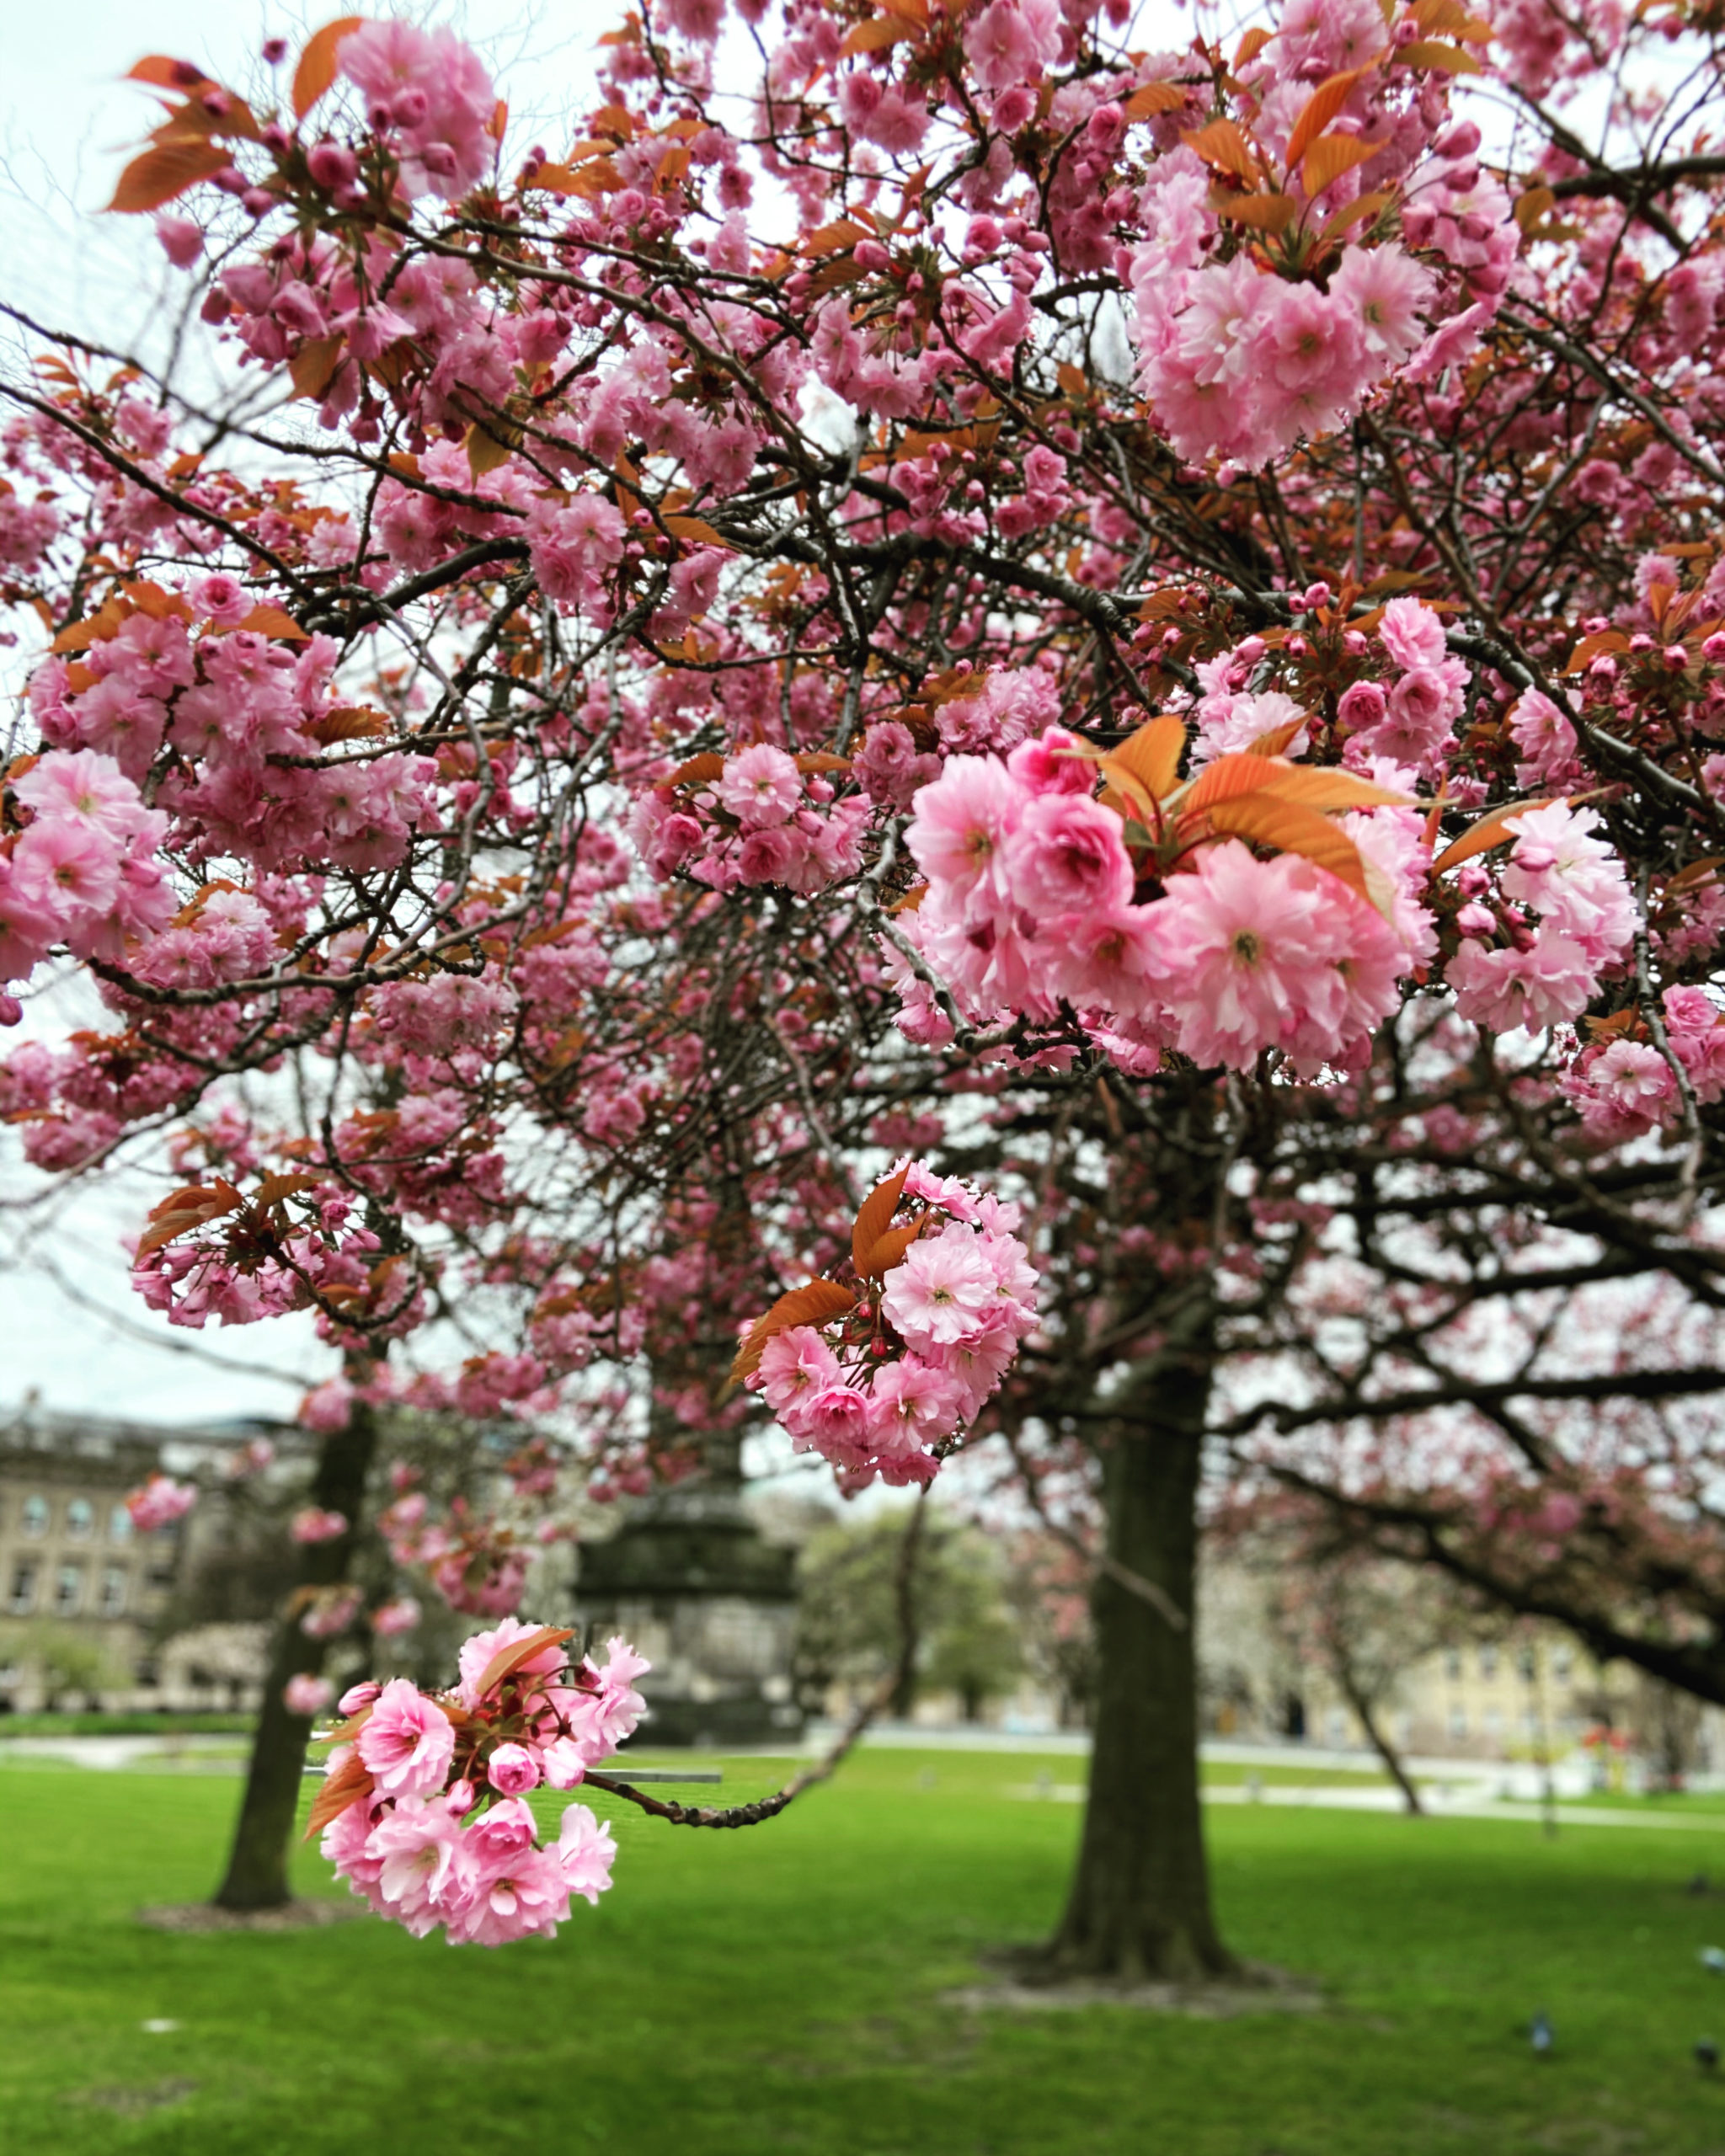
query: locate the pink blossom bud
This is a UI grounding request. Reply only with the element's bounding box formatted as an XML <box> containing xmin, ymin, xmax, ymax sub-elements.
<box><xmin>1664</xmin><ymin>645</ymin><xmax>1690</xmax><ymax>670</ymax></box>
<box><xmin>1704</xmin><ymin>632</ymin><xmax>1725</xmax><ymax>662</ymax></box>
<box><xmin>1434</xmin><ymin>118</ymin><xmax>1481</xmax><ymax>157</ymax></box>
<box><xmin>447</xmin><ymin>1780</ymin><xmax>478</xmax><ymax>1815</ymax></box>
<box><xmin>213</xmin><ymin>165</ymin><xmax>249</xmax><ymax>196</ymax></box>
<box><xmin>241</xmin><ymin>188</ymin><xmax>276</xmax><ymax>217</ymax></box>
<box><xmin>307</xmin><ymin>141</ymin><xmax>360</xmax><ymax>190</ymax></box>
<box><xmin>487</xmin><ymin>1742</ymin><xmax>542</xmax><ymax>1796</ymax></box>
<box><xmin>284</xmin><ymin>1673</ymin><xmax>334</xmax><ymax>1717</ymax></box>
<box><xmin>154</xmin><ymin>216</ymin><xmax>204</xmax><ymax>268</ymax></box>
<box><xmin>338</xmin><ymin>1680</ymin><xmax>381</xmax><ymax>1715</ymax></box>
<box><xmin>262</xmin><ymin>36</ymin><xmax>288</xmax><ymax>63</ymax></box>
<box><xmin>853</xmin><ymin>239</ymin><xmax>891</xmax><ymax>272</ymax></box>
<box><xmin>1456</xmin><ymin>903</ymin><xmax>1497</xmax><ymax>937</ymax></box>
<box><xmin>0</xmin><ymin>996</ymin><xmax>21</xmax><ymax>1027</ymax></box>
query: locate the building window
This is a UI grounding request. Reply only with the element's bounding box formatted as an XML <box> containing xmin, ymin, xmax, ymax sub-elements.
<box><xmin>1444</xmin><ymin>1648</ymin><xmax>1462</xmax><ymax>1681</ymax></box>
<box><xmin>1448</xmin><ymin>1705</ymin><xmax>1468</xmax><ymax>1740</ymax></box>
<box><xmin>1518</xmin><ymin>1646</ymin><xmax>1537</xmax><ymax>1683</ymax></box>
<box><xmin>9</xmin><ymin>1562</ymin><xmax>36</xmax><ymax>1614</ymax></box>
<box><xmin>1325</xmin><ymin>1707</ymin><xmax>1348</xmax><ymax>1747</ymax></box>
<box><xmin>1479</xmin><ymin>1645</ymin><xmax>1498</xmax><ymax>1680</ymax></box>
<box><xmin>1552</xmin><ymin>1646</ymin><xmax>1573</xmax><ymax>1682</ymax></box>
<box><xmin>109</xmin><ymin>1504</ymin><xmax>132</xmax><ymax>1543</ymax></box>
<box><xmin>1484</xmin><ymin>1708</ymin><xmax>1503</xmax><ymax>1743</ymax></box>
<box><xmin>55</xmin><ymin>1565</ymin><xmax>83</xmax><ymax>1615</ymax></box>
<box><xmin>21</xmin><ymin>1496</ymin><xmax>49</xmax><ymax>1539</ymax></box>
<box><xmin>100</xmin><ymin>1566</ymin><xmax>127</xmax><ymax>1616</ymax></box>
<box><xmin>65</xmin><ymin>1498</ymin><xmax>93</xmax><ymax>1541</ymax></box>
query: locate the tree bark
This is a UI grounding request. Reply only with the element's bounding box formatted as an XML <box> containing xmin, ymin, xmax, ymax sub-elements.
<box><xmin>1044</xmin><ymin>1346</ymin><xmax>1238</xmax><ymax>1983</ymax></box>
<box><xmin>211</xmin><ymin>1396</ymin><xmax>377</xmax><ymax>1911</ymax></box>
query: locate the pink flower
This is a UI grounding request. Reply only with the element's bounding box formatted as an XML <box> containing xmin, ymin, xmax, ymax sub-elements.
<box><xmin>1254</xmin><ymin>281</ymin><xmax>1364</xmax><ymax>399</ymax></box>
<box><xmin>1376</xmin><ymin>596</ymin><xmax>1448</xmax><ymax>671</ymax></box>
<box><xmin>154</xmin><ymin>215</ymin><xmax>204</xmax><ymax>268</ymax></box>
<box><xmin>1149</xmin><ymin>842</ymin><xmax>1402</xmax><ymax>1070</ymax></box>
<box><xmin>965</xmin><ymin>0</ymin><xmax>1063</xmax><ymax>93</ymax></box>
<box><xmin>557</xmin><ymin>1804</ymin><xmax>617</xmax><ymax>1907</ymax></box>
<box><xmin>291</xmin><ymin>1506</ymin><xmax>350</xmax><ymax>1545</ymax></box>
<box><xmin>1006</xmin><ymin>727</ymin><xmax>1095</xmax><ymax>796</ymax></box>
<box><xmin>372</xmin><ymin>1596</ymin><xmax>421</xmax><ymax>1637</ymax></box>
<box><xmin>1000</xmin><ymin>791</ymin><xmax>1134</xmax><ymax>916</ymax></box>
<box><xmin>880</xmin><ymin>1222</ymin><xmax>1001</xmax><ymax>1351</ymax></box>
<box><xmin>1500</xmin><ymin>803</ymin><xmax>1636</xmax><ymax>962</ymax></box>
<box><xmin>125</xmin><ymin>1474</ymin><xmax>197</xmax><ymax>1531</ymax></box>
<box><xmin>756</xmin><ymin>1325</ymin><xmax>841</xmax><ymax>1415</ymax></box>
<box><xmin>357</xmin><ymin>1676</ymin><xmax>457</xmax><ymax>1797</ymax></box>
<box><xmin>457</xmin><ymin>1614</ymin><xmax>566</xmax><ymax>1708</ymax></box>
<box><xmin>283</xmin><ymin>1673</ymin><xmax>334</xmax><ymax>1717</ymax></box>
<box><xmin>339</xmin><ymin>1680</ymin><xmax>382</xmax><ymax>1716</ymax></box>
<box><xmin>865</xmin><ymin>1356</ymin><xmax>965</xmax><ymax>1453</ymax></box>
<box><xmin>1329</xmin><ymin>246</ymin><xmax>1434</xmax><ymax>365</ymax></box>
<box><xmin>487</xmin><ymin>1742</ymin><xmax>542</xmax><ymax>1796</ymax></box>
<box><xmin>905</xmin><ymin>755</ymin><xmax>1027</xmax><ymax>924</ymax></box>
<box><xmin>193</xmin><ymin>572</ymin><xmax>252</xmax><ymax>628</ymax></box>
<box><xmin>1447</xmin><ymin>931</ymin><xmax>1601</xmax><ymax>1033</ymax></box>
<box><xmin>369</xmin><ymin>1797</ymin><xmax>472</xmax><ymax>1937</ymax></box>
<box><xmin>541</xmin><ymin>1736</ymin><xmax>589</xmax><ymax>1788</ymax></box>
<box><xmin>715</xmin><ymin>744</ymin><xmax>801</xmax><ymax>829</ymax></box>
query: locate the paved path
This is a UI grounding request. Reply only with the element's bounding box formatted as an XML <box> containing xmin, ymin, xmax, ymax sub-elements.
<box><xmin>1007</xmin><ymin>1780</ymin><xmax>1725</xmax><ymax>1831</ymax></box>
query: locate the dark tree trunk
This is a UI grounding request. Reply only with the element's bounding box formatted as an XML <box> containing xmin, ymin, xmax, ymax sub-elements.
<box><xmin>1045</xmin><ymin>1348</ymin><xmax>1238</xmax><ymax>1982</ymax></box>
<box><xmin>212</xmin><ymin>1396</ymin><xmax>377</xmax><ymax>1911</ymax></box>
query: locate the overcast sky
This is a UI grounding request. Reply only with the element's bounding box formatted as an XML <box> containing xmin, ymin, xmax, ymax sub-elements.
<box><xmin>0</xmin><ymin>3</ymin><xmax>614</xmax><ymax>1426</ymax></box>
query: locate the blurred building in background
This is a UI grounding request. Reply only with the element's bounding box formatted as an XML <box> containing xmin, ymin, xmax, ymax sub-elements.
<box><xmin>0</xmin><ymin>1401</ymin><xmax>291</xmax><ymax>1713</ymax></box>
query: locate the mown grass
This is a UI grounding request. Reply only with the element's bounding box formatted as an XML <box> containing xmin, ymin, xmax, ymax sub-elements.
<box><xmin>4</xmin><ymin>1746</ymin><xmax>1725</xmax><ymax>2154</ymax></box>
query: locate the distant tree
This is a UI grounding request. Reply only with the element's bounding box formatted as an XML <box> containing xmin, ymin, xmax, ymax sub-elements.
<box><xmin>795</xmin><ymin>1512</ymin><xmax>1023</xmax><ymax>1721</ymax></box>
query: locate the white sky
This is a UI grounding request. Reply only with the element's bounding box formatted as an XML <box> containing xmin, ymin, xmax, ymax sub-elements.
<box><xmin>0</xmin><ymin>3</ymin><xmax>611</xmax><ymax>1425</ymax></box>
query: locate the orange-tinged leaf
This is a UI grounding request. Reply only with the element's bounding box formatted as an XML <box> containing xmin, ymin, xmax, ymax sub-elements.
<box><xmin>1212</xmin><ymin>188</ymin><xmax>1297</xmax><ymax>232</ymax></box>
<box><xmin>126</xmin><ymin>56</ymin><xmax>209</xmax><ymax>88</ymax></box>
<box><xmin>1318</xmin><ymin>187</ymin><xmax>1393</xmax><ymax>244</ymax></box>
<box><xmin>663</xmin><ymin>513</ymin><xmax>731</xmax><ymax>549</ymax></box>
<box><xmin>303</xmin><ymin>1748</ymin><xmax>373</xmax><ymax>1839</ymax></box>
<box><xmin>1284</xmin><ymin>68</ymin><xmax>1365</xmax><ymax>171</ymax></box>
<box><xmin>1108</xmin><ymin>712</ymin><xmax>1185</xmax><ymax>803</ymax></box>
<box><xmin>1124</xmin><ymin>81</ymin><xmax>1187</xmax><ymax>119</ymax></box>
<box><xmin>1397</xmin><ymin>38</ymin><xmax>1482</xmax><ymax>70</ymax></box>
<box><xmin>304</xmin><ymin>707</ymin><xmax>391</xmax><ymax>744</ymax></box>
<box><xmin>294</xmin><ymin>17</ymin><xmax>366</xmax><ymax>121</ymax></box>
<box><xmin>840</xmin><ymin>16</ymin><xmax>915</xmax><ymax>54</ymax></box>
<box><xmin>1514</xmin><ymin>184</ymin><xmax>1557</xmax><ymax>236</ymax></box>
<box><xmin>1233</xmin><ymin>25</ymin><xmax>1274</xmax><ymax>67</ymax></box>
<box><xmin>1247</xmin><ymin>718</ymin><xmax>1307</xmax><ymax>758</ymax></box>
<box><xmin>794</xmin><ymin>751</ymin><xmax>852</xmax><ymax>775</ymax></box>
<box><xmin>1056</xmin><ymin>360</ymin><xmax>1088</xmax><ymax>399</ymax></box>
<box><xmin>1302</xmin><ymin>133</ymin><xmax>1379</xmax><ymax>199</ymax></box>
<box><xmin>289</xmin><ymin>336</ymin><xmax>345</xmax><ymax>403</ymax></box>
<box><xmin>255</xmin><ymin>1171</ymin><xmax>320</xmax><ymax>1206</ymax></box>
<box><xmin>108</xmin><ymin>136</ymin><xmax>230</xmax><ymax>214</ymax></box>
<box><xmin>667</xmin><ymin>751</ymin><xmax>725</xmax><ymax>788</ymax></box>
<box><xmin>1430</xmin><ymin>797</ymin><xmax>1558</xmax><ymax>874</ymax></box>
<box><xmin>475</xmin><ymin>1624</ymin><xmax>574</xmax><ymax>1700</ymax></box>
<box><xmin>465</xmin><ymin>419</ymin><xmax>515</xmax><ymax>479</ymax></box>
<box><xmin>1566</xmin><ymin>628</ymin><xmax>1629</xmax><ymax>672</ymax></box>
<box><xmin>860</xmin><ymin>1217</ymin><xmax>927</xmax><ymax>1279</ymax></box>
<box><xmin>852</xmin><ymin>1167</ymin><xmax>910</xmax><ymax>1277</ymax></box>
<box><xmin>135</xmin><ymin>1180</ymin><xmax>243</xmax><ymax>1259</ymax></box>
<box><xmin>1182</xmin><ymin>119</ymin><xmax>1259</xmax><ymax>183</ymax></box>
<box><xmin>731</xmin><ymin>1280</ymin><xmax>857</xmax><ymax>1384</ymax></box>
<box><xmin>232</xmin><ymin>604</ymin><xmax>308</xmax><ymax>641</ymax></box>
<box><xmin>1200</xmin><ymin>793</ymin><xmax>1371</xmax><ymax>900</ymax></box>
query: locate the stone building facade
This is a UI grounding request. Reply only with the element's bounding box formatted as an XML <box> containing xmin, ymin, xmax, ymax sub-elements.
<box><xmin>0</xmin><ymin>1403</ymin><xmax>288</xmax><ymax>1712</ymax></box>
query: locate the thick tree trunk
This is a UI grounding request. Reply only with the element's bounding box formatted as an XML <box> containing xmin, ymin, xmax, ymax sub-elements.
<box><xmin>1044</xmin><ymin>1350</ymin><xmax>1238</xmax><ymax>1983</ymax></box>
<box><xmin>212</xmin><ymin>1396</ymin><xmax>377</xmax><ymax>1911</ymax></box>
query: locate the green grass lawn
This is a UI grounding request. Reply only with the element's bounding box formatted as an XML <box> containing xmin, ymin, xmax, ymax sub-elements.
<box><xmin>6</xmin><ymin>1747</ymin><xmax>1725</xmax><ymax>2155</ymax></box>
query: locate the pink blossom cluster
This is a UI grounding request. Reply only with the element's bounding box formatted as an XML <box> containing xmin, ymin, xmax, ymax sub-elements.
<box><xmin>320</xmin><ymin>1619</ymin><xmax>645</xmax><ymax>1945</ymax></box>
<box><xmin>284</xmin><ymin>1673</ymin><xmax>335</xmax><ymax>1717</ymax></box>
<box><xmin>1563</xmin><ymin>988</ymin><xmax>1725</xmax><ymax>1145</ymax></box>
<box><xmin>896</xmin><ymin>727</ymin><xmax>1418</xmax><ymax>1074</ymax></box>
<box><xmin>746</xmin><ymin>1163</ymin><xmax>1038</xmax><ymax>1490</ymax></box>
<box><xmin>125</xmin><ymin>1474</ymin><xmax>196</xmax><ymax>1531</ymax></box>
<box><xmin>1448</xmin><ymin>803</ymin><xmax>1637</xmax><ymax>1035</ymax></box>
<box><xmin>628</xmin><ymin>743</ymin><xmax>869</xmax><ymax>894</ymax></box>
<box><xmin>0</xmin><ymin>750</ymin><xmax>173</xmax><ymax>985</ymax></box>
<box><xmin>291</xmin><ymin>1506</ymin><xmax>350</xmax><ymax>1545</ymax></box>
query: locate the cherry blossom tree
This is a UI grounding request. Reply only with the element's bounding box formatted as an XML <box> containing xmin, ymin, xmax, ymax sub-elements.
<box><xmin>4</xmin><ymin>0</ymin><xmax>1725</xmax><ymax>1974</ymax></box>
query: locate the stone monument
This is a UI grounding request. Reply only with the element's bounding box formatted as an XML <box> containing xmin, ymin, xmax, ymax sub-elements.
<box><xmin>573</xmin><ymin>1426</ymin><xmax>803</xmax><ymax>1748</ymax></box>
